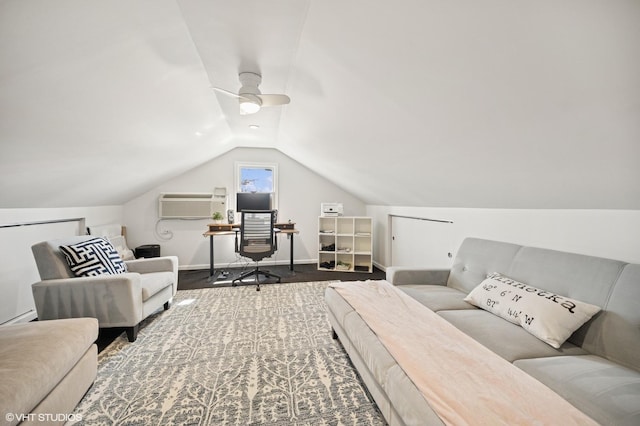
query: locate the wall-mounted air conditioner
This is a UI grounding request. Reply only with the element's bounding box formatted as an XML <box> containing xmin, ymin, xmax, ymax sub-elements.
<box><xmin>158</xmin><ymin>193</ymin><xmax>219</xmax><ymax>219</ymax></box>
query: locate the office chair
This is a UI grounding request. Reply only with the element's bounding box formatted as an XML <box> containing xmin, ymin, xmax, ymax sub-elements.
<box><xmin>232</xmin><ymin>210</ymin><xmax>281</xmax><ymax>291</ymax></box>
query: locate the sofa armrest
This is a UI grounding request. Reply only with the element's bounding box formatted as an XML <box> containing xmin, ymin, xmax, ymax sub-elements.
<box><xmin>386</xmin><ymin>267</ymin><xmax>450</xmax><ymax>286</ymax></box>
<box><xmin>31</xmin><ymin>273</ymin><xmax>143</xmax><ymax>327</ymax></box>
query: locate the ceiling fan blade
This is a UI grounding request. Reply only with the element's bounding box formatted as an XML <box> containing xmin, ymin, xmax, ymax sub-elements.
<box><xmin>212</xmin><ymin>87</ymin><xmax>242</xmax><ymax>99</ymax></box>
<box><xmin>258</xmin><ymin>94</ymin><xmax>291</xmax><ymax>107</ymax></box>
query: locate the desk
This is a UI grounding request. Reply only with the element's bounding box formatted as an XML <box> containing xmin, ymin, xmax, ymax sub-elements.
<box><xmin>203</xmin><ymin>224</ymin><xmax>299</xmax><ymax>281</ymax></box>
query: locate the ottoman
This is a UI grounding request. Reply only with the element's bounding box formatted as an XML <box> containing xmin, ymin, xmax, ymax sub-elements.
<box><xmin>0</xmin><ymin>318</ymin><xmax>98</xmax><ymax>425</ymax></box>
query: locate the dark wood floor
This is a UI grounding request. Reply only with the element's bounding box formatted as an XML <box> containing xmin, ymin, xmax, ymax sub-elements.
<box><xmin>97</xmin><ymin>263</ymin><xmax>385</xmax><ymax>351</ymax></box>
<box><xmin>178</xmin><ymin>262</ymin><xmax>385</xmax><ymax>290</ymax></box>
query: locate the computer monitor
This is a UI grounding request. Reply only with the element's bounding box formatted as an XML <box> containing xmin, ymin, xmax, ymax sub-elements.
<box><xmin>236</xmin><ymin>192</ymin><xmax>272</xmax><ymax>212</ymax></box>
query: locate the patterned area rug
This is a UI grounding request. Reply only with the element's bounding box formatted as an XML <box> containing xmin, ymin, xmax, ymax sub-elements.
<box><xmin>73</xmin><ymin>281</ymin><xmax>386</xmax><ymax>425</ymax></box>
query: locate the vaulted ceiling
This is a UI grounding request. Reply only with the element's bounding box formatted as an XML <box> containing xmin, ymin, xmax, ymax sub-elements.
<box><xmin>1</xmin><ymin>0</ymin><xmax>639</xmax><ymax>209</ymax></box>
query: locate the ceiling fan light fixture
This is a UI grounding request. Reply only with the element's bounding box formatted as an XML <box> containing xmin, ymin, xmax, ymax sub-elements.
<box><xmin>213</xmin><ymin>72</ymin><xmax>288</xmax><ymax>115</ymax></box>
<box><xmin>239</xmin><ymin>99</ymin><xmax>261</xmax><ymax>115</ymax></box>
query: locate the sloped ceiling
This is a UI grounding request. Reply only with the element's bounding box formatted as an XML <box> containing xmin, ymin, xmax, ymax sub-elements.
<box><xmin>1</xmin><ymin>0</ymin><xmax>639</xmax><ymax>209</ymax></box>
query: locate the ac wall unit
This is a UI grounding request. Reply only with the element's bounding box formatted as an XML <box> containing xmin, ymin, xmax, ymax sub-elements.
<box><xmin>158</xmin><ymin>193</ymin><xmax>215</xmax><ymax>219</ymax></box>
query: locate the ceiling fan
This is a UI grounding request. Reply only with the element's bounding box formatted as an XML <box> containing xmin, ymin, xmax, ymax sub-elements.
<box><xmin>213</xmin><ymin>72</ymin><xmax>290</xmax><ymax>115</ymax></box>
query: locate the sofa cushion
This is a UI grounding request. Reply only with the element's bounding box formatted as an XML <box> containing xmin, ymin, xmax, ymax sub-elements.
<box><xmin>464</xmin><ymin>273</ymin><xmax>601</xmax><ymax>348</ymax></box>
<box><xmin>140</xmin><ymin>272</ymin><xmax>174</xmax><ymax>301</ymax></box>
<box><xmin>514</xmin><ymin>355</ymin><xmax>640</xmax><ymax>426</ymax></box>
<box><xmin>59</xmin><ymin>238</ymin><xmax>127</xmax><ymax>277</ymax></box>
<box><xmin>577</xmin><ymin>264</ymin><xmax>640</xmax><ymax>372</ymax></box>
<box><xmin>0</xmin><ymin>318</ymin><xmax>98</xmax><ymax>419</ymax></box>
<box><xmin>447</xmin><ymin>238</ymin><xmax>522</xmax><ymax>294</ymax></box>
<box><xmin>398</xmin><ymin>285</ymin><xmax>477</xmax><ymax>312</ymax></box>
<box><xmin>506</xmin><ymin>246</ymin><xmax>625</xmax><ymax>315</ymax></box>
<box><xmin>437</xmin><ymin>309</ymin><xmax>588</xmax><ymax>362</ymax></box>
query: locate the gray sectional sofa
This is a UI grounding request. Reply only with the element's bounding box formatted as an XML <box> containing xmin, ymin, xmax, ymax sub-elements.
<box><xmin>325</xmin><ymin>237</ymin><xmax>640</xmax><ymax>425</ymax></box>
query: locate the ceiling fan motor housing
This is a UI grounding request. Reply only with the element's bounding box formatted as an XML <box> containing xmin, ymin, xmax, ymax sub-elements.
<box><xmin>239</xmin><ymin>72</ymin><xmax>262</xmax><ymax>96</ymax></box>
<box><xmin>212</xmin><ymin>71</ymin><xmax>289</xmax><ymax>114</ymax></box>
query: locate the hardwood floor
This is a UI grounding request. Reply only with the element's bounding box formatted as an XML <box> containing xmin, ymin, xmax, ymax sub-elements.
<box><xmin>177</xmin><ymin>263</ymin><xmax>385</xmax><ymax>290</ymax></box>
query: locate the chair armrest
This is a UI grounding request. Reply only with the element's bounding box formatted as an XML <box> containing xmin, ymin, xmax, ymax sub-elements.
<box><xmin>125</xmin><ymin>256</ymin><xmax>179</xmax><ymax>295</ymax></box>
<box><xmin>386</xmin><ymin>267</ymin><xmax>450</xmax><ymax>286</ymax></box>
<box><xmin>125</xmin><ymin>256</ymin><xmax>178</xmax><ymax>274</ymax></box>
<box><xmin>31</xmin><ymin>273</ymin><xmax>143</xmax><ymax>327</ymax></box>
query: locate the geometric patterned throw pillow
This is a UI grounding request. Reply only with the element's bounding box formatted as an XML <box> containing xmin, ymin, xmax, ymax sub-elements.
<box><xmin>59</xmin><ymin>237</ymin><xmax>128</xmax><ymax>277</ymax></box>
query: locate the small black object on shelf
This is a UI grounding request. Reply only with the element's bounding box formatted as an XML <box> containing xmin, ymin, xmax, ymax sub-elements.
<box><xmin>135</xmin><ymin>244</ymin><xmax>161</xmax><ymax>258</ymax></box>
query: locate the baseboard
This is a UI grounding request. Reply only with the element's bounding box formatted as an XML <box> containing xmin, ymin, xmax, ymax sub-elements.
<box><xmin>372</xmin><ymin>260</ymin><xmax>386</xmax><ymax>272</ymax></box>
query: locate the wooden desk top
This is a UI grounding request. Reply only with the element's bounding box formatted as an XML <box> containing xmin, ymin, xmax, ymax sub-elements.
<box><xmin>277</xmin><ymin>228</ymin><xmax>299</xmax><ymax>235</ymax></box>
<box><xmin>203</xmin><ymin>229</ymin><xmax>237</xmax><ymax>237</ymax></box>
<box><xmin>203</xmin><ymin>224</ymin><xmax>298</xmax><ymax>237</ymax></box>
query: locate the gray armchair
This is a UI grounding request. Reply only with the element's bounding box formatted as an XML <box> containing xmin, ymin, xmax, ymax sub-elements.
<box><xmin>31</xmin><ymin>236</ymin><xmax>178</xmax><ymax>342</ymax></box>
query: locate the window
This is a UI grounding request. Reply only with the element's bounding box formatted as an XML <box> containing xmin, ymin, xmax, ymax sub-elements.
<box><xmin>235</xmin><ymin>162</ymin><xmax>278</xmax><ymax>209</ymax></box>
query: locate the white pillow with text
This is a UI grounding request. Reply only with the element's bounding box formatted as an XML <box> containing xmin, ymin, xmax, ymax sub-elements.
<box><xmin>464</xmin><ymin>272</ymin><xmax>601</xmax><ymax>348</ymax></box>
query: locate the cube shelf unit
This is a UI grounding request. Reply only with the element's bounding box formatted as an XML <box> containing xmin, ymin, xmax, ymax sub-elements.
<box><xmin>318</xmin><ymin>216</ymin><xmax>373</xmax><ymax>273</ymax></box>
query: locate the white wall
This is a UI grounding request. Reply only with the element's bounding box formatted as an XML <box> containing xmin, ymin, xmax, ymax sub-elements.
<box><xmin>0</xmin><ymin>206</ymin><xmax>123</xmax><ymax>323</ymax></box>
<box><xmin>368</xmin><ymin>205</ymin><xmax>640</xmax><ymax>269</ymax></box>
<box><xmin>123</xmin><ymin>147</ymin><xmax>366</xmax><ymax>269</ymax></box>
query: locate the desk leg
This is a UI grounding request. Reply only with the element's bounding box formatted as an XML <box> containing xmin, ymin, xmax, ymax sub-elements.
<box><xmin>289</xmin><ymin>233</ymin><xmax>294</xmax><ymax>271</ymax></box>
<box><xmin>209</xmin><ymin>235</ymin><xmax>215</xmax><ymax>279</ymax></box>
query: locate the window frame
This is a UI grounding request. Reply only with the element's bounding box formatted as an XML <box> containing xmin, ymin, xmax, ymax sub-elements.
<box><xmin>234</xmin><ymin>162</ymin><xmax>278</xmax><ymax>210</ymax></box>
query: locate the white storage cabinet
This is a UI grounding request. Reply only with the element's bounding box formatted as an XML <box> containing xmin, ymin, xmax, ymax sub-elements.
<box><xmin>318</xmin><ymin>216</ymin><xmax>372</xmax><ymax>273</ymax></box>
